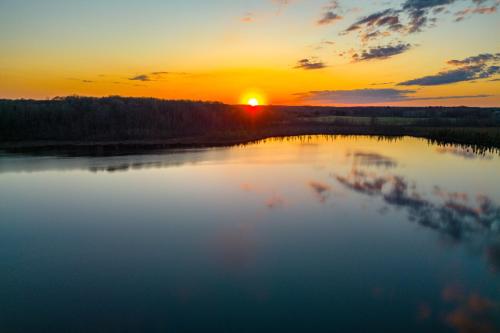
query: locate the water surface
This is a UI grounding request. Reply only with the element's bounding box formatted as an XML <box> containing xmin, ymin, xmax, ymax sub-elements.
<box><xmin>1</xmin><ymin>136</ymin><xmax>499</xmax><ymax>333</ymax></box>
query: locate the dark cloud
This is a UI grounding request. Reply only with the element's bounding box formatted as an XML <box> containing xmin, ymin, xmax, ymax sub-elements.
<box><xmin>342</xmin><ymin>0</ymin><xmax>498</xmax><ymax>43</ymax></box>
<box><xmin>295</xmin><ymin>58</ymin><xmax>327</xmax><ymax>70</ymax></box>
<box><xmin>399</xmin><ymin>66</ymin><xmax>485</xmax><ymax>86</ymax></box>
<box><xmin>402</xmin><ymin>0</ymin><xmax>457</xmax><ymax>11</ymax></box>
<box><xmin>296</xmin><ymin>89</ymin><xmax>415</xmax><ymax>104</ymax></box>
<box><xmin>448</xmin><ymin>53</ymin><xmax>500</xmax><ymax>66</ymax></box>
<box><xmin>345</xmin><ymin>9</ymin><xmax>398</xmax><ymax>32</ymax></box>
<box><xmin>353</xmin><ymin>43</ymin><xmax>412</xmax><ymax>61</ymax></box>
<box><xmin>295</xmin><ymin>88</ymin><xmax>491</xmax><ymax>104</ymax></box>
<box><xmin>343</xmin><ymin>9</ymin><xmax>405</xmax><ymax>40</ymax></box>
<box><xmin>399</xmin><ymin>52</ymin><xmax>500</xmax><ymax>86</ymax></box>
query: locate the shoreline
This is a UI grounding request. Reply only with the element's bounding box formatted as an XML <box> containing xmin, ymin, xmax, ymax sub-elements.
<box><xmin>2</xmin><ymin>127</ymin><xmax>499</xmax><ymax>155</ymax></box>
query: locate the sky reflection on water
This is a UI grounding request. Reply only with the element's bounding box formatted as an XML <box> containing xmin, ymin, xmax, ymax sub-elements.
<box><xmin>0</xmin><ymin>136</ymin><xmax>499</xmax><ymax>333</ymax></box>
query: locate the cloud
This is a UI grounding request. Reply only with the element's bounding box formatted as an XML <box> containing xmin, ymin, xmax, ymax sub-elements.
<box><xmin>448</xmin><ymin>53</ymin><xmax>500</xmax><ymax>66</ymax></box>
<box><xmin>344</xmin><ymin>9</ymin><xmax>404</xmax><ymax>35</ymax></box>
<box><xmin>318</xmin><ymin>12</ymin><xmax>343</xmax><ymax>25</ymax></box>
<box><xmin>295</xmin><ymin>89</ymin><xmax>491</xmax><ymax>104</ymax></box>
<box><xmin>370</xmin><ymin>82</ymin><xmax>395</xmax><ymax>86</ymax></box>
<box><xmin>353</xmin><ymin>43</ymin><xmax>412</xmax><ymax>61</ymax></box>
<box><xmin>317</xmin><ymin>1</ymin><xmax>343</xmax><ymax>25</ymax></box>
<box><xmin>310</xmin><ymin>39</ymin><xmax>336</xmax><ymax>51</ymax></box>
<box><xmin>128</xmin><ymin>71</ymin><xmax>189</xmax><ymax>82</ymax></box>
<box><xmin>129</xmin><ymin>74</ymin><xmax>151</xmax><ymax>82</ymax></box>
<box><xmin>399</xmin><ymin>66</ymin><xmax>485</xmax><ymax>86</ymax></box>
<box><xmin>399</xmin><ymin>52</ymin><xmax>500</xmax><ymax>86</ymax></box>
<box><xmin>295</xmin><ymin>58</ymin><xmax>327</xmax><ymax>70</ymax></box>
<box><xmin>241</xmin><ymin>12</ymin><xmax>255</xmax><ymax>23</ymax></box>
<box><xmin>296</xmin><ymin>89</ymin><xmax>415</xmax><ymax>104</ymax></box>
<box><xmin>272</xmin><ymin>0</ymin><xmax>294</xmax><ymax>13</ymax></box>
<box><xmin>455</xmin><ymin>0</ymin><xmax>500</xmax><ymax>21</ymax></box>
<box><xmin>342</xmin><ymin>0</ymin><xmax>498</xmax><ymax>43</ymax></box>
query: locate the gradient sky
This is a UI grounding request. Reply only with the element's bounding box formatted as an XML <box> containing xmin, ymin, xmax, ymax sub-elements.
<box><xmin>0</xmin><ymin>0</ymin><xmax>499</xmax><ymax>106</ymax></box>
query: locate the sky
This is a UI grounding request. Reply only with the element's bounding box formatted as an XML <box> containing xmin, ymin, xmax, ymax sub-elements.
<box><xmin>0</xmin><ymin>0</ymin><xmax>499</xmax><ymax>106</ymax></box>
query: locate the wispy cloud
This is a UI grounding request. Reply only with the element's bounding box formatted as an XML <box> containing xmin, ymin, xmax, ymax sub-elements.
<box><xmin>353</xmin><ymin>43</ymin><xmax>413</xmax><ymax>61</ymax></box>
<box><xmin>317</xmin><ymin>1</ymin><xmax>343</xmax><ymax>25</ymax></box>
<box><xmin>342</xmin><ymin>0</ymin><xmax>499</xmax><ymax>44</ymax></box>
<box><xmin>455</xmin><ymin>0</ymin><xmax>500</xmax><ymax>21</ymax></box>
<box><xmin>295</xmin><ymin>58</ymin><xmax>327</xmax><ymax>70</ymax></box>
<box><xmin>295</xmin><ymin>89</ymin><xmax>491</xmax><ymax>104</ymax></box>
<box><xmin>310</xmin><ymin>39</ymin><xmax>336</xmax><ymax>51</ymax></box>
<box><xmin>399</xmin><ymin>52</ymin><xmax>500</xmax><ymax>86</ymax></box>
<box><xmin>128</xmin><ymin>71</ymin><xmax>189</xmax><ymax>82</ymax></box>
<box><xmin>447</xmin><ymin>53</ymin><xmax>500</xmax><ymax>66</ymax></box>
<box><xmin>129</xmin><ymin>74</ymin><xmax>151</xmax><ymax>82</ymax></box>
<box><xmin>272</xmin><ymin>0</ymin><xmax>294</xmax><ymax>14</ymax></box>
<box><xmin>241</xmin><ymin>12</ymin><xmax>255</xmax><ymax>23</ymax></box>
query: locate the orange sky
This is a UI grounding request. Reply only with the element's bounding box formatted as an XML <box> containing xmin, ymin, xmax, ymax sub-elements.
<box><xmin>0</xmin><ymin>0</ymin><xmax>499</xmax><ymax>106</ymax></box>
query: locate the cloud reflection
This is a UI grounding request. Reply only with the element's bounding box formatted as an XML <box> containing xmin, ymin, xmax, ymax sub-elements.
<box><xmin>266</xmin><ymin>193</ymin><xmax>286</xmax><ymax>209</ymax></box>
<box><xmin>335</xmin><ymin>147</ymin><xmax>500</xmax><ymax>275</ymax></box>
<box><xmin>442</xmin><ymin>285</ymin><xmax>499</xmax><ymax>333</ymax></box>
<box><xmin>308</xmin><ymin>181</ymin><xmax>332</xmax><ymax>204</ymax></box>
<box><xmin>336</xmin><ymin>169</ymin><xmax>500</xmax><ymax>239</ymax></box>
<box><xmin>349</xmin><ymin>151</ymin><xmax>398</xmax><ymax>168</ymax></box>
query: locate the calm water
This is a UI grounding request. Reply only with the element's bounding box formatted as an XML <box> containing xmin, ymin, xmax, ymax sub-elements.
<box><xmin>1</xmin><ymin>136</ymin><xmax>499</xmax><ymax>333</ymax></box>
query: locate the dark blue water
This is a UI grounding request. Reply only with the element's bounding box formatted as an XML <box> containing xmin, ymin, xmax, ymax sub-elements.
<box><xmin>1</xmin><ymin>136</ymin><xmax>499</xmax><ymax>332</ymax></box>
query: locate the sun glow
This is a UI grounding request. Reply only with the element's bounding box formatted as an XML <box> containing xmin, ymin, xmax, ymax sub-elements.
<box><xmin>248</xmin><ymin>98</ymin><xmax>259</xmax><ymax>107</ymax></box>
<box><xmin>241</xmin><ymin>91</ymin><xmax>266</xmax><ymax>107</ymax></box>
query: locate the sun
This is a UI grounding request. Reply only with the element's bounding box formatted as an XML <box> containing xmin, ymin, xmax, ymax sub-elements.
<box><xmin>241</xmin><ymin>91</ymin><xmax>266</xmax><ymax>107</ymax></box>
<box><xmin>248</xmin><ymin>98</ymin><xmax>259</xmax><ymax>107</ymax></box>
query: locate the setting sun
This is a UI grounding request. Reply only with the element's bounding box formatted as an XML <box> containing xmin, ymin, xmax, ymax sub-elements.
<box><xmin>248</xmin><ymin>98</ymin><xmax>259</xmax><ymax>107</ymax></box>
<box><xmin>241</xmin><ymin>91</ymin><xmax>266</xmax><ymax>106</ymax></box>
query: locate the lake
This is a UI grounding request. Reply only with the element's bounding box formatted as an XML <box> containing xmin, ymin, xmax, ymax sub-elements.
<box><xmin>0</xmin><ymin>136</ymin><xmax>499</xmax><ymax>333</ymax></box>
